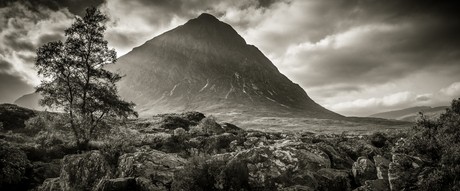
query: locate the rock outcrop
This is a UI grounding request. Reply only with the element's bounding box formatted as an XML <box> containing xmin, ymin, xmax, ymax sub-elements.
<box><xmin>352</xmin><ymin>156</ymin><xmax>378</xmax><ymax>186</ymax></box>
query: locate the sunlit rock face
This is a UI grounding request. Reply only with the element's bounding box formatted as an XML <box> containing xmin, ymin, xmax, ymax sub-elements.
<box><xmin>109</xmin><ymin>13</ymin><xmax>341</xmax><ymax>118</ymax></box>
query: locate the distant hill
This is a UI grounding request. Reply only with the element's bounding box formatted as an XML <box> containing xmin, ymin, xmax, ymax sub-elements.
<box><xmin>369</xmin><ymin>106</ymin><xmax>448</xmax><ymax>122</ymax></box>
<box><xmin>14</xmin><ymin>92</ymin><xmax>44</xmax><ymax>110</ymax></box>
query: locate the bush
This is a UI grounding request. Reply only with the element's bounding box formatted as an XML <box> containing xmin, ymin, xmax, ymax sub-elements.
<box><xmin>99</xmin><ymin>139</ymin><xmax>135</xmax><ymax>175</ymax></box>
<box><xmin>394</xmin><ymin>98</ymin><xmax>460</xmax><ymax>190</ymax></box>
<box><xmin>0</xmin><ymin>140</ymin><xmax>30</xmax><ymax>190</ymax></box>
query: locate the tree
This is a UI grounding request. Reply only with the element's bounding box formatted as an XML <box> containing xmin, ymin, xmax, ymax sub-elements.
<box><xmin>35</xmin><ymin>7</ymin><xmax>137</xmax><ymax>149</ymax></box>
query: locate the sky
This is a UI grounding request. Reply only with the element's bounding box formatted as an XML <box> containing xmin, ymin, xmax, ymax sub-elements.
<box><xmin>1</xmin><ymin>0</ymin><xmax>459</xmax><ymax>116</ymax></box>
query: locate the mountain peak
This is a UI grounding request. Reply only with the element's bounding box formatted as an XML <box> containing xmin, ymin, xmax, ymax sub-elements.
<box><xmin>196</xmin><ymin>13</ymin><xmax>219</xmax><ymax>22</ymax></box>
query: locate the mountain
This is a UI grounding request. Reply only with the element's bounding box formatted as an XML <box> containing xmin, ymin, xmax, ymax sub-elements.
<box><xmin>14</xmin><ymin>93</ymin><xmax>43</xmax><ymax>110</ymax></box>
<box><xmin>107</xmin><ymin>13</ymin><xmax>341</xmax><ymax>118</ymax></box>
<box><xmin>369</xmin><ymin>106</ymin><xmax>448</xmax><ymax>121</ymax></box>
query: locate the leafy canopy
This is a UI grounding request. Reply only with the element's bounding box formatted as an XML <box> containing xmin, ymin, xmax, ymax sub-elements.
<box><xmin>34</xmin><ymin>7</ymin><xmax>137</xmax><ymax>148</ymax></box>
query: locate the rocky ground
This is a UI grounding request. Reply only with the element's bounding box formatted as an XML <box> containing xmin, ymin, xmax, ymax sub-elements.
<box><xmin>0</xmin><ymin>105</ymin><xmax>449</xmax><ymax>190</ymax></box>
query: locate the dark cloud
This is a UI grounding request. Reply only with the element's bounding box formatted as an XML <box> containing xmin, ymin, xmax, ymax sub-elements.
<box><xmin>0</xmin><ymin>59</ymin><xmax>34</xmax><ymax>103</ymax></box>
<box><xmin>0</xmin><ymin>0</ymin><xmax>105</xmax><ymax>16</ymax></box>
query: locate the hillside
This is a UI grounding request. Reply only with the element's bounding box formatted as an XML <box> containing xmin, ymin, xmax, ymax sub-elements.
<box><xmin>106</xmin><ymin>13</ymin><xmax>341</xmax><ymax>118</ymax></box>
<box><xmin>369</xmin><ymin>106</ymin><xmax>448</xmax><ymax>121</ymax></box>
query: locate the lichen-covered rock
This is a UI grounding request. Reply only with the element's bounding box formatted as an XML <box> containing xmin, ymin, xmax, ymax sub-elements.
<box><xmin>373</xmin><ymin>155</ymin><xmax>390</xmax><ymax>183</ymax></box>
<box><xmin>228</xmin><ymin>141</ymin><xmax>330</xmax><ymax>189</ymax></box>
<box><xmin>95</xmin><ymin>177</ymin><xmax>136</xmax><ymax>191</ymax></box>
<box><xmin>281</xmin><ymin>185</ymin><xmax>315</xmax><ymax>191</ymax></box>
<box><xmin>313</xmin><ymin>142</ymin><xmax>354</xmax><ymax>169</ymax></box>
<box><xmin>244</xmin><ymin>136</ymin><xmax>267</xmax><ymax>148</ymax></box>
<box><xmin>388</xmin><ymin>154</ymin><xmax>424</xmax><ymax>191</ymax></box>
<box><xmin>338</xmin><ymin>139</ymin><xmax>381</xmax><ymax>161</ymax></box>
<box><xmin>353</xmin><ymin>179</ymin><xmax>389</xmax><ymax>191</ymax></box>
<box><xmin>38</xmin><ymin>177</ymin><xmax>62</xmax><ymax>191</ymax></box>
<box><xmin>352</xmin><ymin>156</ymin><xmax>378</xmax><ymax>186</ymax></box>
<box><xmin>316</xmin><ymin>168</ymin><xmax>353</xmax><ymax>191</ymax></box>
<box><xmin>60</xmin><ymin>150</ymin><xmax>112</xmax><ymax>191</ymax></box>
<box><xmin>117</xmin><ymin>149</ymin><xmax>186</xmax><ymax>190</ymax></box>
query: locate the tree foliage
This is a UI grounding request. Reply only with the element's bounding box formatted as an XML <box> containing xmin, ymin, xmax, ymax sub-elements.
<box><xmin>395</xmin><ymin>98</ymin><xmax>460</xmax><ymax>190</ymax></box>
<box><xmin>34</xmin><ymin>7</ymin><xmax>137</xmax><ymax>149</ymax></box>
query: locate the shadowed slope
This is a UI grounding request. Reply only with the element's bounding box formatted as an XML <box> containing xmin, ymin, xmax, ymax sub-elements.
<box><xmin>109</xmin><ymin>13</ymin><xmax>341</xmax><ymax>118</ymax></box>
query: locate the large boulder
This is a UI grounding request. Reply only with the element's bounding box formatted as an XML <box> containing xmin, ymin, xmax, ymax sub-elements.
<box><xmin>313</xmin><ymin>142</ymin><xmax>354</xmax><ymax>169</ymax></box>
<box><xmin>353</xmin><ymin>179</ymin><xmax>389</xmax><ymax>191</ymax></box>
<box><xmin>316</xmin><ymin>168</ymin><xmax>353</xmax><ymax>191</ymax></box>
<box><xmin>338</xmin><ymin>139</ymin><xmax>382</xmax><ymax>161</ymax></box>
<box><xmin>60</xmin><ymin>150</ymin><xmax>112</xmax><ymax>191</ymax></box>
<box><xmin>352</xmin><ymin>156</ymin><xmax>378</xmax><ymax>186</ymax></box>
<box><xmin>29</xmin><ymin>159</ymin><xmax>61</xmax><ymax>188</ymax></box>
<box><xmin>228</xmin><ymin>141</ymin><xmax>331</xmax><ymax>189</ymax></box>
<box><xmin>38</xmin><ymin>177</ymin><xmax>62</xmax><ymax>191</ymax></box>
<box><xmin>373</xmin><ymin>155</ymin><xmax>391</xmax><ymax>184</ymax></box>
<box><xmin>388</xmin><ymin>154</ymin><xmax>424</xmax><ymax>191</ymax></box>
<box><xmin>95</xmin><ymin>177</ymin><xmax>136</xmax><ymax>191</ymax></box>
<box><xmin>117</xmin><ymin>149</ymin><xmax>187</xmax><ymax>190</ymax></box>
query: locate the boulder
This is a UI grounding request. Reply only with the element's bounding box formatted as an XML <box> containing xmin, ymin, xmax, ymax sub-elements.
<box><xmin>370</xmin><ymin>132</ymin><xmax>387</xmax><ymax>148</ymax></box>
<box><xmin>388</xmin><ymin>154</ymin><xmax>424</xmax><ymax>191</ymax></box>
<box><xmin>228</xmin><ymin>141</ymin><xmax>330</xmax><ymax>189</ymax></box>
<box><xmin>60</xmin><ymin>150</ymin><xmax>112</xmax><ymax>191</ymax></box>
<box><xmin>353</xmin><ymin>179</ymin><xmax>389</xmax><ymax>191</ymax></box>
<box><xmin>316</xmin><ymin>168</ymin><xmax>353</xmax><ymax>191</ymax></box>
<box><xmin>37</xmin><ymin>177</ymin><xmax>62</xmax><ymax>191</ymax></box>
<box><xmin>313</xmin><ymin>142</ymin><xmax>354</xmax><ymax>169</ymax></box>
<box><xmin>281</xmin><ymin>185</ymin><xmax>315</xmax><ymax>191</ymax></box>
<box><xmin>95</xmin><ymin>177</ymin><xmax>136</xmax><ymax>191</ymax></box>
<box><xmin>117</xmin><ymin>149</ymin><xmax>187</xmax><ymax>190</ymax></box>
<box><xmin>338</xmin><ymin>139</ymin><xmax>381</xmax><ymax>161</ymax></box>
<box><xmin>352</xmin><ymin>156</ymin><xmax>378</xmax><ymax>186</ymax></box>
<box><xmin>30</xmin><ymin>159</ymin><xmax>61</xmax><ymax>188</ymax></box>
<box><xmin>373</xmin><ymin>155</ymin><xmax>391</xmax><ymax>183</ymax></box>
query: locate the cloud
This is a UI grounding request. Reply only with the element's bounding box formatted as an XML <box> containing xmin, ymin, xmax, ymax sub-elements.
<box><xmin>0</xmin><ymin>1</ymin><xmax>74</xmax><ymax>87</ymax></box>
<box><xmin>327</xmin><ymin>82</ymin><xmax>460</xmax><ymax>116</ymax></box>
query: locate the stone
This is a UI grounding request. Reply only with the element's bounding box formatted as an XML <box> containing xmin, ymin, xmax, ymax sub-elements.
<box><xmin>353</xmin><ymin>179</ymin><xmax>389</xmax><ymax>191</ymax></box>
<box><xmin>313</xmin><ymin>142</ymin><xmax>354</xmax><ymax>169</ymax></box>
<box><xmin>228</xmin><ymin>141</ymin><xmax>331</xmax><ymax>189</ymax></box>
<box><xmin>370</xmin><ymin>132</ymin><xmax>387</xmax><ymax>148</ymax></box>
<box><xmin>388</xmin><ymin>154</ymin><xmax>424</xmax><ymax>191</ymax></box>
<box><xmin>338</xmin><ymin>139</ymin><xmax>381</xmax><ymax>161</ymax></box>
<box><xmin>95</xmin><ymin>177</ymin><xmax>136</xmax><ymax>191</ymax></box>
<box><xmin>316</xmin><ymin>168</ymin><xmax>353</xmax><ymax>191</ymax></box>
<box><xmin>37</xmin><ymin>177</ymin><xmax>62</xmax><ymax>191</ymax></box>
<box><xmin>60</xmin><ymin>150</ymin><xmax>112</xmax><ymax>191</ymax></box>
<box><xmin>117</xmin><ymin>149</ymin><xmax>187</xmax><ymax>190</ymax></box>
<box><xmin>281</xmin><ymin>185</ymin><xmax>315</xmax><ymax>191</ymax></box>
<box><xmin>352</xmin><ymin>156</ymin><xmax>378</xmax><ymax>186</ymax></box>
<box><xmin>373</xmin><ymin>155</ymin><xmax>391</xmax><ymax>183</ymax></box>
<box><xmin>30</xmin><ymin>159</ymin><xmax>61</xmax><ymax>188</ymax></box>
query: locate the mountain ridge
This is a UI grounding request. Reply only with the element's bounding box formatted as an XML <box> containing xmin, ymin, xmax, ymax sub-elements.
<box><xmin>107</xmin><ymin>13</ymin><xmax>341</xmax><ymax>118</ymax></box>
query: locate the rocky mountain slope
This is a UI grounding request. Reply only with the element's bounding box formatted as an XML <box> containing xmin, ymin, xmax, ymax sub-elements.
<box><xmin>107</xmin><ymin>13</ymin><xmax>341</xmax><ymax>118</ymax></box>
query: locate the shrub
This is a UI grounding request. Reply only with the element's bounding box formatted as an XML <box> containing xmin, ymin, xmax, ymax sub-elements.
<box><xmin>0</xmin><ymin>140</ymin><xmax>30</xmax><ymax>190</ymax></box>
<box><xmin>394</xmin><ymin>98</ymin><xmax>460</xmax><ymax>190</ymax></box>
<box><xmin>99</xmin><ymin>139</ymin><xmax>134</xmax><ymax>175</ymax></box>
